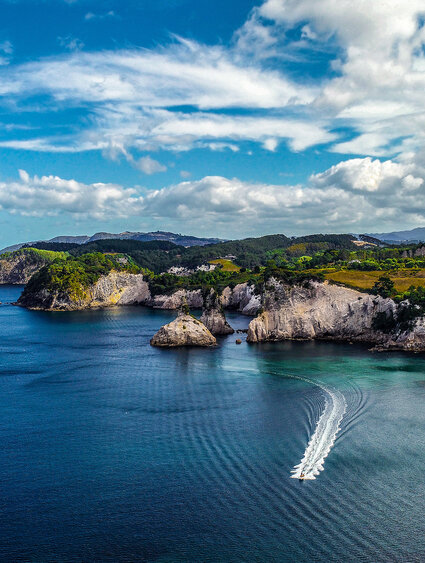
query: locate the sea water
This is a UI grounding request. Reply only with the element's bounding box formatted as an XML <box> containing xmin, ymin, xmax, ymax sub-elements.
<box><xmin>1</xmin><ymin>285</ymin><xmax>425</xmax><ymax>562</ymax></box>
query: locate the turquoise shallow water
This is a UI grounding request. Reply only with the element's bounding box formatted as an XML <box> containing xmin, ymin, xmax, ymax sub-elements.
<box><xmin>1</xmin><ymin>284</ymin><xmax>425</xmax><ymax>562</ymax></box>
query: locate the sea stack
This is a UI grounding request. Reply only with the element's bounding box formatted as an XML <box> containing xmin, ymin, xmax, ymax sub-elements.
<box><xmin>200</xmin><ymin>290</ymin><xmax>234</xmax><ymax>335</ymax></box>
<box><xmin>150</xmin><ymin>313</ymin><xmax>217</xmax><ymax>347</ymax></box>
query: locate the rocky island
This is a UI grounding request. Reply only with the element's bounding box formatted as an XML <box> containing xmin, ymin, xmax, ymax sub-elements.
<box><xmin>150</xmin><ymin>313</ymin><xmax>217</xmax><ymax>347</ymax></box>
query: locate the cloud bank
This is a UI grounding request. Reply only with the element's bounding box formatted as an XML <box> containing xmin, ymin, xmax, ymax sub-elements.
<box><xmin>1</xmin><ymin>156</ymin><xmax>424</xmax><ymax>235</ymax></box>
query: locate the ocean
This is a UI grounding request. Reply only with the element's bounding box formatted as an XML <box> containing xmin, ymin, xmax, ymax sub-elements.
<box><xmin>1</xmin><ymin>284</ymin><xmax>425</xmax><ymax>562</ymax></box>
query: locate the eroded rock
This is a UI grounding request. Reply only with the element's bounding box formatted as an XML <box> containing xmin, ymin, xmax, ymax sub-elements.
<box><xmin>150</xmin><ymin>314</ymin><xmax>217</xmax><ymax>347</ymax></box>
<box><xmin>18</xmin><ymin>271</ymin><xmax>150</xmax><ymax>310</ymax></box>
<box><xmin>200</xmin><ymin>308</ymin><xmax>234</xmax><ymax>335</ymax></box>
<box><xmin>246</xmin><ymin>279</ymin><xmax>425</xmax><ymax>351</ymax></box>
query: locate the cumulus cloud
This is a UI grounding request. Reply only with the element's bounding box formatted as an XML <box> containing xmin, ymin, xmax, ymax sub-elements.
<box><xmin>141</xmin><ymin>157</ymin><xmax>425</xmax><ymax>233</ymax></box>
<box><xmin>141</xmin><ymin>156</ymin><xmax>425</xmax><ymax>233</ymax></box>
<box><xmin>1</xmin><ymin>156</ymin><xmax>424</xmax><ymax>234</ymax></box>
<box><xmin>0</xmin><ymin>170</ymin><xmax>144</xmax><ymax>219</ymax></box>
<box><xmin>258</xmin><ymin>0</ymin><xmax>425</xmax><ymax>157</ymax></box>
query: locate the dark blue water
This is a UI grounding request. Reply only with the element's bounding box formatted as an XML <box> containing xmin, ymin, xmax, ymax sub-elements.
<box><xmin>1</xmin><ymin>285</ymin><xmax>425</xmax><ymax>562</ymax></box>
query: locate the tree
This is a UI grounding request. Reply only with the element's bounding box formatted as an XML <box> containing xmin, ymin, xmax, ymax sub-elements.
<box><xmin>371</xmin><ymin>276</ymin><xmax>395</xmax><ymax>298</ymax></box>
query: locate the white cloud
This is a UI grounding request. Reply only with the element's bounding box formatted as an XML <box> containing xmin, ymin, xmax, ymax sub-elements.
<box><xmin>0</xmin><ymin>37</ymin><xmax>318</xmax><ymax>156</ymax></box>
<box><xmin>0</xmin><ymin>106</ymin><xmax>333</xmax><ymax>156</ymax></box>
<box><xmin>0</xmin><ymin>170</ymin><xmax>144</xmax><ymax>219</ymax></box>
<box><xmin>263</xmin><ymin>138</ymin><xmax>278</xmax><ymax>152</ymax></box>
<box><xmin>0</xmin><ymin>40</ymin><xmax>13</xmax><ymax>65</ymax></box>
<box><xmin>57</xmin><ymin>36</ymin><xmax>84</xmax><ymax>51</ymax></box>
<box><xmin>1</xmin><ymin>39</ymin><xmax>311</xmax><ymax>109</ymax></box>
<box><xmin>1</xmin><ymin>156</ymin><xmax>424</xmax><ymax>234</ymax></box>
<box><xmin>0</xmin><ymin>1</ymin><xmax>424</xmax><ymax>165</ymax></box>
<box><xmin>150</xmin><ymin>112</ymin><xmax>334</xmax><ymax>152</ymax></box>
<box><xmin>85</xmin><ymin>11</ymin><xmax>116</xmax><ymax>21</ymax></box>
<box><xmin>257</xmin><ymin>0</ymin><xmax>425</xmax><ymax>157</ymax></box>
<box><xmin>0</xmin><ymin>41</ymin><xmax>13</xmax><ymax>55</ymax></box>
<box><xmin>311</xmin><ymin>157</ymin><xmax>416</xmax><ymax>193</ymax></box>
<box><xmin>259</xmin><ymin>0</ymin><xmax>425</xmax><ymax>53</ymax></box>
<box><xmin>135</xmin><ymin>156</ymin><xmax>167</xmax><ymax>175</ymax></box>
<box><xmin>141</xmin><ymin>156</ymin><xmax>425</xmax><ymax>233</ymax></box>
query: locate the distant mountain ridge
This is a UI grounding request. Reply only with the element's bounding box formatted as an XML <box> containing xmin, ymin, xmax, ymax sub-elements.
<box><xmin>0</xmin><ymin>231</ymin><xmax>225</xmax><ymax>255</ymax></box>
<box><xmin>367</xmin><ymin>227</ymin><xmax>425</xmax><ymax>243</ymax></box>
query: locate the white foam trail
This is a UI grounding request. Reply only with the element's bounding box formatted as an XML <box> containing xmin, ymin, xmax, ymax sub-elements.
<box><xmin>289</xmin><ymin>376</ymin><xmax>346</xmax><ymax>480</ymax></box>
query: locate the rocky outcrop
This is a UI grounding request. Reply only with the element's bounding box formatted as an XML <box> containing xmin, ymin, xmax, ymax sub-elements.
<box><xmin>147</xmin><ymin>289</ymin><xmax>204</xmax><ymax>310</ymax></box>
<box><xmin>0</xmin><ymin>250</ymin><xmax>53</xmax><ymax>284</ymax></box>
<box><xmin>18</xmin><ymin>269</ymin><xmax>261</xmax><ymax>316</ymax></box>
<box><xmin>18</xmin><ymin>273</ymin><xmax>260</xmax><ymax>314</ymax></box>
<box><xmin>144</xmin><ymin>284</ymin><xmax>260</xmax><ymax>314</ymax></box>
<box><xmin>150</xmin><ymin>314</ymin><xmax>217</xmax><ymax>347</ymax></box>
<box><xmin>402</xmin><ymin>246</ymin><xmax>425</xmax><ymax>259</ymax></box>
<box><xmin>200</xmin><ymin>308</ymin><xmax>234</xmax><ymax>335</ymax></box>
<box><xmin>220</xmin><ymin>283</ymin><xmax>261</xmax><ymax>315</ymax></box>
<box><xmin>18</xmin><ymin>272</ymin><xmax>150</xmax><ymax>310</ymax></box>
<box><xmin>200</xmin><ymin>291</ymin><xmax>234</xmax><ymax>335</ymax></box>
<box><xmin>246</xmin><ymin>279</ymin><xmax>425</xmax><ymax>351</ymax></box>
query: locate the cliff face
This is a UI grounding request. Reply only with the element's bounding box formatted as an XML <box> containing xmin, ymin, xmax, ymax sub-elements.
<box><xmin>247</xmin><ymin>279</ymin><xmax>425</xmax><ymax>351</ymax></box>
<box><xmin>220</xmin><ymin>283</ymin><xmax>261</xmax><ymax>315</ymax></box>
<box><xmin>18</xmin><ymin>272</ymin><xmax>150</xmax><ymax>310</ymax></box>
<box><xmin>200</xmin><ymin>308</ymin><xmax>234</xmax><ymax>335</ymax></box>
<box><xmin>200</xmin><ymin>290</ymin><xmax>234</xmax><ymax>335</ymax></box>
<box><xmin>0</xmin><ymin>252</ymin><xmax>52</xmax><ymax>284</ymax></box>
<box><xmin>150</xmin><ymin>314</ymin><xmax>217</xmax><ymax>347</ymax></box>
<box><xmin>147</xmin><ymin>289</ymin><xmax>204</xmax><ymax>310</ymax></box>
<box><xmin>148</xmin><ymin>283</ymin><xmax>260</xmax><ymax>314</ymax></box>
<box><xmin>18</xmin><ymin>272</ymin><xmax>260</xmax><ymax>316</ymax></box>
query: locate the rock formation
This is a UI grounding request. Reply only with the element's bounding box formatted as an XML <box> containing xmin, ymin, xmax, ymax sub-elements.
<box><xmin>18</xmin><ymin>271</ymin><xmax>263</xmax><ymax>315</ymax></box>
<box><xmin>18</xmin><ymin>272</ymin><xmax>150</xmax><ymax>310</ymax></box>
<box><xmin>150</xmin><ymin>313</ymin><xmax>217</xmax><ymax>347</ymax></box>
<box><xmin>147</xmin><ymin>289</ymin><xmax>204</xmax><ymax>310</ymax></box>
<box><xmin>246</xmin><ymin>279</ymin><xmax>425</xmax><ymax>351</ymax></box>
<box><xmin>0</xmin><ymin>250</ymin><xmax>54</xmax><ymax>284</ymax></box>
<box><xmin>200</xmin><ymin>291</ymin><xmax>234</xmax><ymax>335</ymax></box>
<box><xmin>220</xmin><ymin>283</ymin><xmax>261</xmax><ymax>315</ymax></box>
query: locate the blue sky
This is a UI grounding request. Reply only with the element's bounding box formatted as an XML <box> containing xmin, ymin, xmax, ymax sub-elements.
<box><xmin>0</xmin><ymin>0</ymin><xmax>425</xmax><ymax>246</ymax></box>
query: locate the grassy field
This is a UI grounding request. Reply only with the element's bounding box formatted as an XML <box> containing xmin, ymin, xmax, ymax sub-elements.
<box><xmin>209</xmin><ymin>259</ymin><xmax>241</xmax><ymax>272</ymax></box>
<box><xmin>324</xmin><ymin>269</ymin><xmax>425</xmax><ymax>292</ymax></box>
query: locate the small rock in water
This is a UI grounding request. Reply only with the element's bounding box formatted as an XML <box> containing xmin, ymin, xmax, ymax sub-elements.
<box><xmin>235</xmin><ymin>339</ymin><xmax>242</xmax><ymax>345</ymax></box>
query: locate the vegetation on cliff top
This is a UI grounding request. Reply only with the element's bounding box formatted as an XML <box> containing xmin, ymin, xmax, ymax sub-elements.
<box><xmin>1</xmin><ymin>247</ymin><xmax>68</xmax><ymax>264</ymax></box>
<box><xmin>21</xmin><ymin>252</ymin><xmax>143</xmax><ymax>301</ymax></box>
<box><xmin>22</xmin><ymin>233</ymin><xmax>357</xmax><ymax>272</ymax></box>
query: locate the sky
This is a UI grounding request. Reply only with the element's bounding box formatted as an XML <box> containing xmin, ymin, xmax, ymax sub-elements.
<box><xmin>1</xmin><ymin>0</ymin><xmax>425</xmax><ymax>245</ymax></box>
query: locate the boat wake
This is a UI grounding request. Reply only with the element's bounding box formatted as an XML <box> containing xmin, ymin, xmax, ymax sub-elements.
<box><xmin>290</xmin><ymin>376</ymin><xmax>346</xmax><ymax>481</ymax></box>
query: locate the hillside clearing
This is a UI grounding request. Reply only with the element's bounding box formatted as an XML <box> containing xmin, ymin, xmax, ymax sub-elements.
<box><xmin>325</xmin><ymin>269</ymin><xmax>425</xmax><ymax>292</ymax></box>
